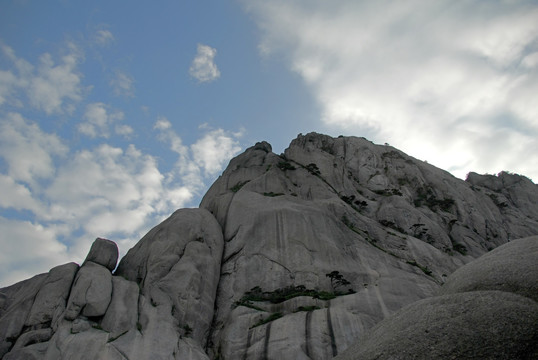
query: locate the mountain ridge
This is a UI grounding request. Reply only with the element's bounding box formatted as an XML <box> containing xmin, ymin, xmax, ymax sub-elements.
<box><xmin>1</xmin><ymin>132</ymin><xmax>537</xmax><ymax>359</ymax></box>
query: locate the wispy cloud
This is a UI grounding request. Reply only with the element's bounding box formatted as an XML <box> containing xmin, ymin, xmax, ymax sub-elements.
<box><xmin>94</xmin><ymin>29</ymin><xmax>115</xmax><ymax>47</ymax></box>
<box><xmin>243</xmin><ymin>0</ymin><xmax>538</xmax><ymax>180</ymax></box>
<box><xmin>189</xmin><ymin>44</ymin><xmax>221</xmax><ymax>83</ymax></box>
<box><xmin>110</xmin><ymin>70</ymin><xmax>135</xmax><ymax>98</ymax></box>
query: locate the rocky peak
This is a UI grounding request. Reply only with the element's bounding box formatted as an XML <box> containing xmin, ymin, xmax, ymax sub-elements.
<box><xmin>1</xmin><ymin>133</ymin><xmax>537</xmax><ymax>359</ymax></box>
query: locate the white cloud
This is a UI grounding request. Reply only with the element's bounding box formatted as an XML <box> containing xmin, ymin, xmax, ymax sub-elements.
<box><xmin>154</xmin><ymin>116</ymin><xmax>172</xmax><ymax>130</ymax></box>
<box><xmin>1</xmin><ymin>42</ymin><xmax>84</xmax><ymax>114</ymax></box>
<box><xmin>0</xmin><ymin>112</ymin><xmax>242</xmax><ymax>286</ymax></box>
<box><xmin>78</xmin><ymin>102</ymin><xmax>127</xmax><ymax>138</ymax></box>
<box><xmin>115</xmin><ymin>124</ymin><xmax>134</xmax><ymax>137</ymax></box>
<box><xmin>0</xmin><ymin>174</ymin><xmax>42</xmax><ymax>213</ymax></box>
<box><xmin>189</xmin><ymin>44</ymin><xmax>221</xmax><ymax>83</ymax></box>
<box><xmin>243</xmin><ymin>0</ymin><xmax>538</xmax><ymax>181</ymax></box>
<box><xmin>192</xmin><ymin>128</ymin><xmax>242</xmax><ymax>176</ymax></box>
<box><xmin>0</xmin><ymin>217</ymin><xmax>72</xmax><ymax>287</ymax></box>
<box><xmin>0</xmin><ymin>69</ymin><xmax>19</xmax><ymax>106</ymax></box>
<box><xmin>28</xmin><ymin>45</ymin><xmax>84</xmax><ymax>114</ymax></box>
<box><xmin>0</xmin><ymin>112</ymin><xmax>67</xmax><ymax>185</ymax></box>
<box><xmin>110</xmin><ymin>70</ymin><xmax>135</xmax><ymax>97</ymax></box>
<box><xmin>94</xmin><ymin>29</ymin><xmax>115</xmax><ymax>46</ymax></box>
<box><xmin>0</xmin><ymin>37</ymin><xmax>244</xmax><ymax>287</ymax></box>
<box><xmin>154</xmin><ymin>118</ymin><xmax>243</xmax><ymax>189</ymax></box>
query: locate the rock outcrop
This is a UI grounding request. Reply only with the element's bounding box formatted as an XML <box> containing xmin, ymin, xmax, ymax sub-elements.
<box><xmin>335</xmin><ymin>236</ymin><xmax>538</xmax><ymax>360</ymax></box>
<box><xmin>1</xmin><ymin>132</ymin><xmax>537</xmax><ymax>359</ymax></box>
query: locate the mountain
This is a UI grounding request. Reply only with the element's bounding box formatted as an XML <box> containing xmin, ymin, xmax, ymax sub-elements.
<box><xmin>1</xmin><ymin>132</ymin><xmax>537</xmax><ymax>359</ymax></box>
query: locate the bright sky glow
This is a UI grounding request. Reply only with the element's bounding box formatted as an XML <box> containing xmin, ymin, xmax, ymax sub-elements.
<box><xmin>1</xmin><ymin>0</ymin><xmax>537</xmax><ymax>286</ymax></box>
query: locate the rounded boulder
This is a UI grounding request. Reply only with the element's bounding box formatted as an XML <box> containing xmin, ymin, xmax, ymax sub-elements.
<box><xmin>84</xmin><ymin>238</ymin><xmax>119</xmax><ymax>271</ymax></box>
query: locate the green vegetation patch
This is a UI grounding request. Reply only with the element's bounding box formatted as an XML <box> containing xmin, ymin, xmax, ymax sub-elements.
<box><xmin>277</xmin><ymin>161</ymin><xmax>296</xmax><ymax>171</ymax></box>
<box><xmin>374</xmin><ymin>188</ymin><xmax>403</xmax><ymax>197</ymax></box>
<box><xmin>406</xmin><ymin>260</ymin><xmax>433</xmax><ymax>276</ymax></box>
<box><xmin>230</xmin><ymin>180</ymin><xmax>249</xmax><ymax>193</ymax></box>
<box><xmin>235</xmin><ymin>283</ymin><xmax>354</xmax><ymax>308</ymax></box>
<box><xmin>295</xmin><ymin>305</ymin><xmax>321</xmax><ymax>313</ymax></box>
<box><xmin>251</xmin><ymin>312</ymin><xmax>283</xmax><ymax>328</ymax></box>
<box><xmin>414</xmin><ymin>186</ymin><xmax>455</xmax><ymax>212</ymax></box>
<box><xmin>263</xmin><ymin>192</ymin><xmax>284</xmax><ymax>197</ymax></box>
<box><xmin>452</xmin><ymin>243</ymin><xmax>468</xmax><ymax>255</ymax></box>
<box><xmin>305</xmin><ymin>163</ymin><xmax>321</xmax><ymax>176</ymax></box>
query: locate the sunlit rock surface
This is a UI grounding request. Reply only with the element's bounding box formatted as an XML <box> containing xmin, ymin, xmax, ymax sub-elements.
<box><xmin>1</xmin><ymin>133</ymin><xmax>537</xmax><ymax>359</ymax></box>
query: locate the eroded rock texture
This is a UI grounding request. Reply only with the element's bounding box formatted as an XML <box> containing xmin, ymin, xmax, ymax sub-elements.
<box><xmin>1</xmin><ymin>133</ymin><xmax>537</xmax><ymax>359</ymax></box>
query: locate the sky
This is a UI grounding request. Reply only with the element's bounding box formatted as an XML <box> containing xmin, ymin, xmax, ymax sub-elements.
<box><xmin>1</xmin><ymin>0</ymin><xmax>537</xmax><ymax>287</ymax></box>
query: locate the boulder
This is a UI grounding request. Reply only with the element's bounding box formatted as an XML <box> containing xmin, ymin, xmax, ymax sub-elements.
<box><xmin>439</xmin><ymin>235</ymin><xmax>538</xmax><ymax>301</ymax></box>
<box><xmin>335</xmin><ymin>291</ymin><xmax>538</xmax><ymax>360</ymax></box>
<box><xmin>64</xmin><ymin>261</ymin><xmax>112</xmax><ymax>320</ymax></box>
<box><xmin>0</xmin><ymin>274</ymin><xmax>47</xmax><ymax>358</ymax></box>
<box><xmin>100</xmin><ymin>276</ymin><xmax>139</xmax><ymax>338</ymax></box>
<box><xmin>84</xmin><ymin>238</ymin><xmax>119</xmax><ymax>271</ymax></box>
<box><xmin>26</xmin><ymin>262</ymin><xmax>79</xmax><ymax>328</ymax></box>
<box><xmin>3</xmin><ymin>342</ymin><xmax>49</xmax><ymax>360</ymax></box>
<box><xmin>12</xmin><ymin>328</ymin><xmax>53</xmax><ymax>349</ymax></box>
<box><xmin>116</xmin><ymin>208</ymin><xmax>224</xmax><ymax>346</ymax></box>
<box><xmin>335</xmin><ymin>236</ymin><xmax>538</xmax><ymax>360</ymax></box>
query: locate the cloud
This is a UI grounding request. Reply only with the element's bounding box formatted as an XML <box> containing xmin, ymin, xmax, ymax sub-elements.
<box><xmin>44</xmin><ymin>143</ymin><xmax>189</xmax><ymax>235</ymax></box>
<box><xmin>154</xmin><ymin>116</ymin><xmax>173</xmax><ymax>130</ymax></box>
<box><xmin>78</xmin><ymin>102</ymin><xmax>130</xmax><ymax>138</ymax></box>
<box><xmin>154</xmin><ymin>118</ymin><xmax>242</xmax><ymax>188</ymax></box>
<box><xmin>0</xmin><ymin>217</ymin><xmax>72</xmax><ymax>287</ymax></box>
<box><xmin>110</xmin><ymin>70</ymin><xmax>135</xmax><ymax>98</ymax></box>
<box><xmin>192</xmin><ymin>127</ymin><xmax>242</xmax><ymax>176</ymax></box>
<box><xmin>0</xmin><ymin>174</ymin><xmax>43</xmax><ymax>213</ymax></box>
<box><xmin>243</xmin><ymin>0</ymin><xmax>538</xmax><ymax>181</ymax></box>
<box><xmin>189</xmin><ymin>44</ymin><xmax>221</xmax><ymax>83</ymax></box>
<box><xmin>94</xmin><ymin>29</ymin><xmax>115</xmax><ymax>46</ymax></box>
<box><xmin>0</xmin><ymin>112</ymin><xmax>68</xmax><ymax>185</ymax></box>
<box><xmin>1</xmin><ymin>42</ymin><xmax>84</xmax><ymax>114</ymax></box>
<box><xmin>0</xmin><ymin>112</ymin><xmax>242</xmax><ymax>286</ymax></box>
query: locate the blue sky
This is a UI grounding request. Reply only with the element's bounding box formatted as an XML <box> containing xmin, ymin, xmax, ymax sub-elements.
<box><xmin>1</xmin><ymin>0</ymin><xmax>537</xmax><ymax>286</ymax></box>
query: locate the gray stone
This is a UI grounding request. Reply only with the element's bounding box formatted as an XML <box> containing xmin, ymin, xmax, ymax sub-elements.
<box><xmin>196</xmin><ymin>132</ymin><xmax>538</xmax><ymax>359</ymax></box>
<box><xmin>26</xmin><ymin>262</ymin><xmax>79</xmax><ymax>328</ymax></box>
<box><xmin>100</xmin><ymin>276</ymin><xmax>139</xmax><ymax>338</ymax></box>
<box><xmin>12</xmin><ymin>328</ymin><xmax>53</xmax><ymax>349</ymax></box>
<box><xmin>116</xmin><ymin>208</ymin><xmax>224</xmax><ymax>347</ymax></box>
<box><xmin>84</xmin><ymin>238</ymin><xmax>119</xmax><ymax>271</ymax></box>
<box><xmin>2</xmin><ymin>132</ymin><xmax>538</xmax><ymax>360</ymax></box>
<box><xmin>64</xmin><ymin>261</ymin><xmax>112</xmax><ymax>320</ymax></box>
<box><xmin>3</xmin><ymin>342</ymin><xmax>49</xmax><ymax>360</ymax></box>
<box><xmin>70</xmin><ymin>317</ymin><xmax>91</xmax><ymax>334</ymax></box>
<box><xmin>335</xmin><ymin>291</ymin><xmax>538</xmax><ymax>360</ymax></box>
<box><xmin>0</xmin><ymin>274</ymin><xmax>47</xmax><ymax>358</ymax></box>
<box><xmin>44</xmin><ymin>321</ymin><xmax>109</xmax><ymax>360</ymax></box>
<box><xmin>439</xmin><ymin>235</ymin><xmax>538</xmax><ymax>301</ymax></box>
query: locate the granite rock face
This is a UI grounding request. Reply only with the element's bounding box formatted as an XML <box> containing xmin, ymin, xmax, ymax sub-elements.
<box><xmin>84</xmin><ymin>238</ymin><xmax>119</xmax><ymax>271</ymax></box>
<box><xmin>335</xmin><ymin>236</ymin><xmax>538</xmax><ymax>360</ymax></box>
<box><xmin>1</xmin><ymin>133</ymin><xmax>537</xmax><ymax>359</ymax></box>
